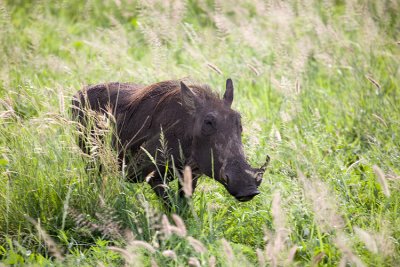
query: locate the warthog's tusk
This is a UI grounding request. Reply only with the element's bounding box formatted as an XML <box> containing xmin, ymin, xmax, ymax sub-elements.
<box><xmin>260</xmin><ymin>155</ymin><xmax>270</xmax><ymax>172</ymax></box>
<box><xmin>254</xmin><ymin>155</ymin><xmax>270</xmax><ymax>181</ymax></box>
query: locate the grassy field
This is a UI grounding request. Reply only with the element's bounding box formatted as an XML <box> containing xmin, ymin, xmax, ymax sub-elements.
<box><xmin>0</xmin><ymin>0</ymin><xmax>399</xmax><ymax>266</ymax></box>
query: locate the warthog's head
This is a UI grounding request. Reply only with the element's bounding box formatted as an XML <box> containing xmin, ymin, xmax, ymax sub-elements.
<box><xmin>181</xmin><ymin>79</ymin><xmax>269</xmax><ymax>202</ymax></box>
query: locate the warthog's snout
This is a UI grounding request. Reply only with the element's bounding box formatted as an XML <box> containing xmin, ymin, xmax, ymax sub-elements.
<box><xmin>219</xmin><ymin>155</ymin><xmax>270</xmax><ymax>202</ymax></box>
<box><xmin>235</xmin><ymin>189</ymin><xmax>260</xmax><ymax>202</ymax></box>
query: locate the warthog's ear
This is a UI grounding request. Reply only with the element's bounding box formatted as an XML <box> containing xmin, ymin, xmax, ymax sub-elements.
<box><xmin>180</xmin><ymin>81</ymin><xmax>198</xmax><ymax>113</ymax></box>
<box><xmin>223</xmin><ymin>78</ymin><xmax>234</xmax><ymax>107</ymax></box>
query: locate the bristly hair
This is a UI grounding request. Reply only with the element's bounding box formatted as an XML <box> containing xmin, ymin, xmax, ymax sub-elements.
<box><xmin>126</xmin><ymin>80</ymin><xmax>221</xmax><ymax>110</ymax></box>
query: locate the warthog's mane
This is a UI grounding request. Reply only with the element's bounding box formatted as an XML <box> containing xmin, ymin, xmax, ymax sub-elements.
<box><xmin>126</xmin><ymin>80</ymin><xmax>222</xmax><ymax>110</ymax></box>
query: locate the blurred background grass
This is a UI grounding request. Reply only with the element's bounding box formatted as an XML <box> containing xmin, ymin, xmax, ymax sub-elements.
<box><xmin>0</xmin><ymin>0</ymin><xmax>399</xmax><ymax>266</ymax></box>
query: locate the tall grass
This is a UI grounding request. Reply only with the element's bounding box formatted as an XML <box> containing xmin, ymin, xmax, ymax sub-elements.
<box><xmin>1</xmin><ymin>0</ymin><xmax>399</xmax><ymax>266</ymax></box>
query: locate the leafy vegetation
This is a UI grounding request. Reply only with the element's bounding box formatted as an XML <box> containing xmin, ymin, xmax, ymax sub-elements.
<box><xmin>0</xmin><ymin>0</ymin><xmax>399</xmax><ymax>266</ymax></box>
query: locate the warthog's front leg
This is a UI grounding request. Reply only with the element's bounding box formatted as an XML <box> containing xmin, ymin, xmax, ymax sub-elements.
<box><xmin>146</xmin><ymin>172</ymin><xmax>172</xmax><ymax>209</ymax></box>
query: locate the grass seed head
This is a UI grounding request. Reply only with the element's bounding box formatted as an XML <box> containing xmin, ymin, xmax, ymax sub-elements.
<box><xmin>162</xmin><ymin>250</ymin><xmax>177</xmax><ymax>260</ymax></box>
<box><xmin>170</xmin><ymin>214</ymin><xmax>187</xmax><ymax>237</ymax></box>
<box><xmin>298</xmin><ymin>170</ymin><xmax>344</xmax><ymax>232</ymax></box>
<box><xmin>183</xmin><ymin>165</ymin><xmax>193</xmax><ymax>197</ymax></box>
<box><xmin>161</xmin><ymin>214</ymin><xmax>172</xmax><ymax>237</ymax></box>
<box><xmin>221</xmin><ymin>238</ymin><xmax>235</xmax><ymax>263</ymax></box>
<box><xmin>208</xmin><ymin>256</ymin><xmax>216</xmax><ymax>267</ymax></box>
<box><xmin>373</xmin><ymin>165</ymin><xmax>390</xmax><ymax>197</ymax></box>
<box><xmin>335</xmin><ymin>233</ymin><xmax>366</xmax><ymax>267</ymax></box>
<box><xmin>188</xmin><ymin>257</ymin><xmax>201</xmax><ymax>267</ymax></box>
<box><xmin>108</xmin><ymin>246</ymin><xmax>136</xmax><ymax>265</ymax></box>
<box><xmin>187</xmin><ymin>236</ymin><xmax>207</xmax><ymax>254</ymax></box>
<box><xmin>312</xmin><ymin>252</ymin><xmax>326</xmax><ymax>267</ymax></box>
<box><xmin>354</xmin><ymin>227</ymin><xmax>378</xmax><ymax>253</ymax></box>
<box><xmin>256</xmin><ymin>248</ymin><xmax>266</xmax><ymax>266</ymax></box>
<box><xmin>128</xmin><ymin>240</ymin><xmax>156</xmax><ymax>254</ymax></box>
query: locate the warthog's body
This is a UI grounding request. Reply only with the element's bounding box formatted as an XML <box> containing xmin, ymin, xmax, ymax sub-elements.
<box><xmin>72</xmin><ymin>79</ymin><xmax>267</xmax><ymax>205</ymax></box>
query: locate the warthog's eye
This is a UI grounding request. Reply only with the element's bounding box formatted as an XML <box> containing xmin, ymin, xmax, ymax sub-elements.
<box><xmin>202</xmin><ymin>113</ymin><xmax>217</xmax><ymax>135</ymax></box>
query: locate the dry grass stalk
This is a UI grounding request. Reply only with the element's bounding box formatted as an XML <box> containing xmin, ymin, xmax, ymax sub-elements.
<box><xmin>339</xmin><ymin>257</ymin><xmax>347</xmax><ymax>267</ymax></box>
<box><xmin>187</xmin><ymin>236</ymin><xmax>207</xmax><ymax>254</ymax></box>
<box><xmin>188</xmin><ymin>257</ymin><xmax>201</xmax><ymax>267</ymax></box>
<box><xmin>58</xmin><ymin>90</ymin><xmax>65</xmax><ymax>114</ymax></box>
<box><xmin>386</xmin><ymin>171</ymin><xmax>400</xmax><ymax>180</ymax></box>
<box><xmin>0</xmin><ymin>98</ymin><xmax>16</xmax><ymax>119</ymax></box>
<box><xmin>247</xmin><ymin>63</ymin><xmax>260</xmax><ymax>76</ymax></box>
<box><xmin>25</xmin><ymin>216</ymin><xmax>64</xmax><ymax>261</ymax></box>
<box><xmin>372</xmin><ymin>165</ymin><xmax>390</xmax><ymax>197</ymax></box>
<box><xmin>161</xmin><ymin>214</ymin><xmax>172</xmax><ymax>236</ymax></box>
<box><xmin>61</xmin><ymin>183</ymin><xmax>73</xmax><ymax>230</ymax></box>
<box><xmin>183</xmin><ymin>166</ymin><xmax>193</xmax><ymax>197</ymax></box>
<box><xmin>256</xmin><ymin>248</ymin><xmax>266</xmax><ymax>266</ymax></box>
<box><xmin>108</xmin><ymin>246</ymin><xmax>135</xmax><ymax>264</ymax></box>
<box><xmin>75</xmin><ymin>108</ymin><xmax>120</xmax><ymax>176</ymax></box>
<box><xmin>109</xmin><ymin>228</ymin><xmax>154</xmax><ymax>266</ymax></box>
<box><xmin>298</xmin><ymin>170</ymin><xmax>344</xmax><ymax>232</ymax></box>
<box><xmin>94</xmin><ymin>212</ymin><xmax>122</xmax><ymax>239</ymax></box>
<box><xmin>97</xmin><ymin>197</ymin><xmax>123</xmax><ymax>238</ymax></box>
<box><xmin>265</xmin><ymin>191</ymin><xmax>291</xmax><ymax>267</ymax></box>
<box><xmin>311</xmin><ymin>252</ymin><xmax>326</xmax><ymax>267</ymax></box>
<box><xmin>151</xmin><ymin>258</ymin><xmax>159</xmax><ymax>267</ymax></box>
<box><xmin>354</xmin><ymin>227</ymin><xmax>378</xmax><ymax>253</ymax></box>
<box><xmin>374</xmin><ymin>231</ymin><xmax>395</xmax><ymax>257</ymax></box>
<box><xmin>161</xmin><ymin>214</ymin><xmax>187</xmax><ymax>237</ymax></box>
<box><xmin>0</xmin><ymin>109</ymin><xmax>15</xmax><ymax>119</ymax></box>
<box><xmin>295</xmin><ymin>79</ymin><xmax>301</xmax><ymax>94</ymax></box>
<box><xmin>270</xmin><ymin>125</ymin><xmax>282</xmax><ymax>145</ymax></box>
<box><xmin>208</xmin><ymin>255</ymin><xmax>216</xmax><ymax>267</ymax></box>
<box><xmin>68</xmin><ymin>206</ymin><xmax>123</xmax><ymax>239</ymax></box>
<box><xmin>213</xmin><ymin>8</ymin><xmax>232</xmax><ymax>37</ymax></box>
<box><xmin>346</xmin><ymin>158</ymin><xmax>366</xmax><ymax>173</ymax></box>
<box><xmin>271</xmin><ymin>191</ymin><xmax>285</xmax><ymax>229</ymax></box>
<box><xmin>221</xmin><ymin>238</ymin><xmax>235</xmax><ymax>264</ymax></box>
<box><xmin>138</xmin><ymin>25</ymin><xmax>167</xmax><ymax>68</ymax></box>
<box><xmin>128</xmin><ymin>240</ymin><xmax>156</xmax><ymax>254</ymax></box>
<box><xmin>123</xmin><ymin>229</ymin><xmax>136</xmax><ymax>241</ymax></box>
<box><xmin>171</xmin><ymin>214</ymin><xmax>187</xmax><ymax>237</ymax></box>
<box><xmin>162</xmin><ymin>250</ymin><xmax>177</xmax><ymax>260</ymax></box>
<box><xmin>335</xmin><ymin>233</ymin><xmax>366</xmax><ymax>267</ymax></box>
<box><xmin>365</xmin><ymin>75</ymin><xmax>381</xmax><ymax>91</ymax></box>
<box><xmin>372</xmin><ymin>114</ymin><xmax>387</xmax><ymax>127</ymax></box>
<box><xmin>354</xmin><ymin>224</ymin><xmax>394</xmax><ymax>257</ymax></box>
<box><xmin>286</xmin><ymin>245</ymin><xmax>298</xmax><ymax>264</ymax></box>
<box><xmin>206</xmin><ymin>62</ymin><xmax>223</xmax><ymax>75</ymax></box>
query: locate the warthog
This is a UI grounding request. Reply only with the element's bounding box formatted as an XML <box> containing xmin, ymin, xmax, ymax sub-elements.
<box><xmin>72</xmin><ymin>79</ymin><xmax>268</xmax><ymax>205</ymax></box>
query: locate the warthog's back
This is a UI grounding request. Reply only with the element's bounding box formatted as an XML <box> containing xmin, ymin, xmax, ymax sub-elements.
<box><xmin>72</xmin><ymin>82</ymin><xmax>144</xmax><ymax>115</ymax></box>
<box><xmin>72</xmin><ymin>82</ymin><xmax>146</xmax><ymax>153</ymax></box>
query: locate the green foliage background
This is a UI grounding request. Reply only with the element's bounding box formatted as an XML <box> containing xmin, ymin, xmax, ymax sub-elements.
<box><xmin>0</xmin><ymin>0</ymin><xmax>399</xmax><ymax>266</ymax></box>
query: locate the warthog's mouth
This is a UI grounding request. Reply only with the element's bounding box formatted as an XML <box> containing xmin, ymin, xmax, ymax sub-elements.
<box><xmin>236</xmin><ymin>190</ymin><xmax>260</xmax><ymax>202</ymax></box>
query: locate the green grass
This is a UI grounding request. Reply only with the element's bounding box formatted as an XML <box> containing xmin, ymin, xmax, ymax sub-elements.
<box><xmin>1</xmin><ymin>0</ymin><xmax>399</xmax><ymax>266</ymax></box>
